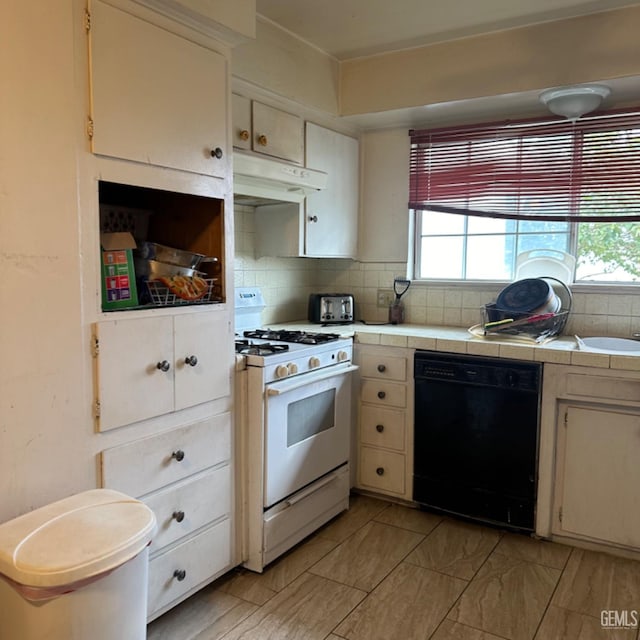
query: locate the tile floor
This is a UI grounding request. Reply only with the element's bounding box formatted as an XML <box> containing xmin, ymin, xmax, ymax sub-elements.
<box><xmin>147</xmin><ymin>494</ymin><xmax>640</xmax><ymax>640</ymax></box>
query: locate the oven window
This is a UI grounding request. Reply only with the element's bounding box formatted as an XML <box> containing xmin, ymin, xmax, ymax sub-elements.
<box><xmin>287</xmin><ymin>389</ymin><xmax>335</xmax><ymax>447</ymax></box>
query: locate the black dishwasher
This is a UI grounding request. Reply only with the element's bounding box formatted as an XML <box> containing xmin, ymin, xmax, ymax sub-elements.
<box><xmin>413</xmin><ymin>350</ymin><xmax>542</xmax><ymax>531</ymax></box>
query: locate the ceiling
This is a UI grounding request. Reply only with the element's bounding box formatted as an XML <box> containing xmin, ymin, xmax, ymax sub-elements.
<box><xmin>256</xmin><ymin>0</ymin><xmax>640</xmax><ymax>60</ymax></box>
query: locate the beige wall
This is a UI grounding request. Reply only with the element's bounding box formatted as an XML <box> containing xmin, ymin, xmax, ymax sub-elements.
<box><xmin>340</xmin><ymin>6</ymin><xmax>640</xmax><ymax>115</ymax></box>
<box><xmin>232</xmin><ymin>17</ymin><xmax>340</xmax><ymax>115</ymax></box>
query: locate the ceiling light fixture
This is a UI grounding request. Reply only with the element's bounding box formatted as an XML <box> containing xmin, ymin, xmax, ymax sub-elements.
<box><xmin>539</xmin><ymin>84</ymin><xmax>611</xmax><ymax>120</ymax></box>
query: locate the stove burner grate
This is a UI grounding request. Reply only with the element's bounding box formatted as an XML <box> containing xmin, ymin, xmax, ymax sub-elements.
<box><xmin>235</xmin><ymin>340</ymin><xmax>290</xmax><ymax>356</ymax></box>
<box><xmin>242</xmin><ymin>329</ymin><xmax>340</xmax><ymax>345</ymax></box>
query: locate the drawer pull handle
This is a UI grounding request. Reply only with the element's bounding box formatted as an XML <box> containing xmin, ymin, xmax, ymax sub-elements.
<box><xmin>239</xmin><ymin>129</ymin><xmax>250</xmax><ymax>141</ymax></box>
<box><xmin>377</xmin><ymin>391</ymin><xmax>386</xmax><ymax>399</ymax></box>
<box><xmin>157</xmin><ymin>360</ymin><xmax>171</xmax><ymax>372</ymax></box>
<box><xmin>376</xmin><ymin>467</ymin><xmax>385</xmax><ymax>476</ymax></box>
<box><xmin>172</xmin><ymin>510</ymin><xmax>185</xmax><ymax>523</ymax></box>
<box><xmin>376</xmin><ymin>424</ymin><xmax>384</xmax><ymax>433</ymax></box>
<box><xmin>185</xmin><ymin>355</ymin><xmax>198</xmax><ymax>367</ymax></box>
<box><xmin>173</xmin><ymin>569</ymin><xmax>187</xmax><ymax>582</ymax></box>
<box><xmin>210</xmin><ymin>147</ymin><xmax>224</xmax><ymax>159</ymax></box>
<box><xmin>171</xmin><ymin>450</ymin><xmax>185</xmax><ymax>462</ymax></box>
<box><xmin>377</xmin><ymin>364</ymin><xmax>386</xmax><ymax>372</ymax></box>
<box><xmin>258</xmin><ymin>134</ymin><xmax>268</xmax><ymax>146</ymax></box>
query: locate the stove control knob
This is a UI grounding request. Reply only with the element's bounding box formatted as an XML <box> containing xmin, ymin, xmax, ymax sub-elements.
<box><xmin>309</xmin><ymin>356</ymin><xmax>321</xmax><ymax>369</ymax></box>
<box><xmin>275</xmin><ymin>365</ymin><xmax>289</xmax><ymax>379</ymax></box>
<box><xmin>337</xmin><ymin>350</ymin><xmax>349</xmax><ymax>362</ymax></box>
<box><xmin>287</xmin><ymin>363</ymin><xmax>299</xmax><ymax>375</ymax></box>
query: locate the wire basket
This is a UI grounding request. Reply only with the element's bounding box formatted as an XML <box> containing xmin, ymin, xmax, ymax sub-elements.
<box><xmin>146</xmin><ymin>278</ymin><xmax>219</xmax><ymax>306</ymax></box>
<box><xmin>471</xmin><ymin>277</ymin><xmax>572</xmax><ymax>343</ymax></box>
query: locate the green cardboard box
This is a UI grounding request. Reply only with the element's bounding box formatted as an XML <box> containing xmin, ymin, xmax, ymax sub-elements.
<box><xmin>100</xmin><ymin>232</ymin><xmax>139</xmax><ymax>310</ymax></box>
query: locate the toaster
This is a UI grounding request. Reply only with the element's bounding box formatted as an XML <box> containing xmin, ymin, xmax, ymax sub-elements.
<box><xmin>308</xmin><ymin>293</ymin><xmax>354</xmax><ymax>324</ymax></box>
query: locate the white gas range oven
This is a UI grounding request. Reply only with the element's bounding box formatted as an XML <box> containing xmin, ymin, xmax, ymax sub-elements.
<box><xmin>235</xmin><ymin>288</ymin><xmax>357</xmax><ymax>572</ymax></box>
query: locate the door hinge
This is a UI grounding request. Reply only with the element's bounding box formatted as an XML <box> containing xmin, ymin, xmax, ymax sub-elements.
<box><xmin>94</xmin><ymin>399</ymin><xmax>101</xmax><ymax>419</ymax></box>
<box><xmin>558</xmin><ymin>506</ymin><xmax>563</xmax><ymax>523</ymax></box>
<box><xmin>84</xmin><ymin>8</ymin><xmax>91</xmax><ymax>32</ymax></box>
<box><xmin>87</xmin><ymin>117</ymin><xmax>94</xmax><ymax>141</ymax></box>
<box><xmin>91</xmin><ymin>336</ymin><xmax>99</xmax><ymax>358</ymax></box>
<box><xmin>564</xmin><ymin>410</ymin><xmax>568</xmax><ymax>428</ymax></box>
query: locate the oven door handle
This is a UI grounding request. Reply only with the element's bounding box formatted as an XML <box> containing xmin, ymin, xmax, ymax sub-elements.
<box><xmin>266</xmin><ymin>364</ymin><xmax>359</xmax><ymax>396</ymax></box>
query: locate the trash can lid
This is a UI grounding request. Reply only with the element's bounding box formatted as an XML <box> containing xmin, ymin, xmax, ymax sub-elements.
<box><xmin>0</xmin><ymin>489</ymin><xmax>156</xmax><ymax>588</ymax></box>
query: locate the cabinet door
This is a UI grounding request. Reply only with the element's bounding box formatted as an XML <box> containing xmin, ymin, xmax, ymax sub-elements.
<box><xmin>94</xmin><ymin>317</ymin><xmax>174</xmax><ymax>431</ymax></box>
<box><xmin>232</xmin><ymin>93</ymin><xmax>252</xmax><ymax>151</ymax></box>
<box><xmin>89</xmin><ymin>0</ymin><xmax>228</xmax><ymax>177</ymax></box>
<box><xmin>174</xmin><ymin>311</ymin><xmax>231</xmax><ymax>409</ymax></box>
<box><xmin>557</xmin><ymin>404</ymin><xmax>640</xmax><ymax>548</ymax></box>
<box><xmin>252</xmin><ymin>102</ymin><xmax>303</xmax><ymax>164</ymax></box>
<box><xmin>305</xmin><ymin>123</ymin><xmax>359</xmax><ymax>258</ymax></box>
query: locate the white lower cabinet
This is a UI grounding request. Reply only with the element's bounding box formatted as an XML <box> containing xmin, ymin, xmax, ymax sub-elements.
<box><xmin>554</xmin><ymin>402</ymin><xmax>640</xmax><ymax>550</ymax></box>
<box><xmin>100</xmin><ymin>412</ymin><xmax>233</xmax><ymax>620</ymax></box>
<box><xmin>355</xmin><ymin>345</ymin><xmax>413</xmax><ymax>500</ymax></box>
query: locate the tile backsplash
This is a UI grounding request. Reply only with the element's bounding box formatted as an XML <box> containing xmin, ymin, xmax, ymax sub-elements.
<box><xmin>235</xmin><ymin>204</ymin><xmax>640</xmax><ymax>336</ymax></box>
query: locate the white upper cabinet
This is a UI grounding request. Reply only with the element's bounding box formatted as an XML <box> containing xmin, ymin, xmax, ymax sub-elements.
<box><xmin>231</xmin><ymin>94</ymin><xmax>304</xmax><ymax>164</ymax></box>
<box><xmin>88</xmin><ymin>0</ymin><xmax>228</xmax><ymax>178</ymax></box>
<box><xmin>305</xmin><ymin>123</ymin><xmax>359</xmax><ymax>258</ymax></box>
<box><xmin>253</xmin><ymin>124</ymin><xmax>359</xmax><ymax>258</ymax></box>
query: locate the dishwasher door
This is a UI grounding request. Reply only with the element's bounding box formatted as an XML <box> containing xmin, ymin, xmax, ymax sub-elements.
<box><xmin>413</xmin><ymin>351</ymin><xmax>542</xmax><ymax>531</ymax></box>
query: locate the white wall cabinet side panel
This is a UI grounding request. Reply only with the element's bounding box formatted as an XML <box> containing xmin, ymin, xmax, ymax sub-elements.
<box><xmin>173</xmin><ymin>312</ymin><xmax>231</xmax><ymax>409</ymax></box>
<box><xmin>95</xmin><ymin>317</ymin><xmax>174</xmax><ymax>431</ymax></box>
<box><xmin>252</xmin><ymin>101</ymin><xmax>303</xmax><ymax>164</ymax></box>
<box><xmin>232</xmin><ymin>93</ymin><xmax>252</xmax><ymax>150</ymax></box>
<box><xmin>100</xmin><ymin>413</ymin><xmax>231</xmax><ymax>497</ymax></box>
<box><xmin>305</xmin><ymin>123</ymin><xmax>358</xmax><ymax>258</ymax></box>
<box><xmin>89</xmin><ymin>0</ymin><xmax>228</xmax><ymax>177</ymax></box>
<box><xmin>557</xmin><ymin>404</ymin><xmax>640</xmax><ymax>549</ymax></box>
<box><xmin>144</xmin><ymin>466</ymin><xmax>231</xmax><ymax>552</ymax></box>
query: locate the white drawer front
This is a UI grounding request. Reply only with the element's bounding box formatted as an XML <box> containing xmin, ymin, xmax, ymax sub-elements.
<box><xmin>360</xmin><ymin>405</ymin><xmax>405</xmax><ymax>451</ymax></box>
<box><xmin>359</xmin><ymin>447</ymin><xmax>405</xmax><ymax>495</ymax></box>
<box><xmin>145</xmin><ymin>465</ymin><xmax>231</xmax><ymax>553</ymax></box>
<box><xmin>148</xmin><ymin>518</ymin><xmax>231</xmax><ymax>617</ymax></box>
<box><xmin>361</xmin><ymin>379</ymin><xmax>406</xmax><ymax>408</ymax></box>
<box><xmin>360</xmin><ymin>353</ymin><xmax>407</xmax><ymax>381</ymax></box>
<box><xmin>101</xmin><ymin>412</ymin><xmax>231</xmax><ymax>497</ymax></box>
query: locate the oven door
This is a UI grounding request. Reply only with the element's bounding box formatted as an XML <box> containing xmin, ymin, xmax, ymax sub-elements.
<box><xmin>263</xmin><ymin>363</ymin><xmax>358</xmax><ymax>508</ymax></box>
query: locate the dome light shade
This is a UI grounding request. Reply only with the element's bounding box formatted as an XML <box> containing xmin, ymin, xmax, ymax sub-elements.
<box><xmin>539</xmin><ymin>84</ymin><xmax>611</xmax><ymax>120</ymax></box>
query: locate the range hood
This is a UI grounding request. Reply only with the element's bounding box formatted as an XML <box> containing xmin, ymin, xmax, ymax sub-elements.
<box><xmin>233</xmin><ymin>152</ymin><xmax>327</xmax><ymax>206</ymax></box>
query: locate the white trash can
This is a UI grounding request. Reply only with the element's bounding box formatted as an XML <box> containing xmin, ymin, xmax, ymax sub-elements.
<box><xmin>0</xmin><ymin>489</ymin><xmax>157</xmax><ymax>640</ymax></box>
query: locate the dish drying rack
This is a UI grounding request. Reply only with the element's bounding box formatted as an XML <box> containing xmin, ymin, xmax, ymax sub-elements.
<box><xmin>469</xmin><ymin>278</ymin><xmax>572</xmax><ymax>344</ymax></box>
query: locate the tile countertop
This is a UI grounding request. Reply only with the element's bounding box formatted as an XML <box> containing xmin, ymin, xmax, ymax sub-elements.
<box><xmin>273</xmin><ymin>321</ymin><xmax>640</xmax><ymax>372</ymax></box>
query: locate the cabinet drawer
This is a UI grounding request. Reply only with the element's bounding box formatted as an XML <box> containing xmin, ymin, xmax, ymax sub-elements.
<box><xmin>148</xmin><ymin>518</ymin><xmax>231</xmax><ymax>617</ymax></box>
<box><xmin>360</xmin><ymin>353</ymin><xmax>407</xmax><ymax>381</ymax></box>
<box><xmin>360</xmin><ymin>405</ymin><xmax>405</xmax><ymax>451</ymax></box>
<box><xmin>361</xmin><ymin>379</ymin><xmax>406</xmax><ymax>408</ymax></box>
<box><xmin>101</xmin><ymin>412</ymin><xmax>231</xmax><ymax>497</ymax></box>
<box><xmin>359</xmin><ymin>447</ymin><xmax>405</xmax><ymax>495</ymax></box>
<box><xmin>252</xmin><ymin>101</ymin><xmax>303</xmax><ymax>164</ymax></box>
<box><xmin>145</xmin><ymin>465</ymin><xmax>231</xmax><ymax>553</ymax></box>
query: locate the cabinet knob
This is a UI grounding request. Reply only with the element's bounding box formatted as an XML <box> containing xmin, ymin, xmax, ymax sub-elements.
<box><xmin>239</xmin><ymin>129</ymin><xmax>250</xmax><ymax>141</ymax></box>
<box><xmin>173</xmin><ymin>569</ymin><xmax>187</xmax><ymax>582</ymax></box>
<box><xmin>210</xmin><ymin>147</ymin><xmax>224</xmax><ymax>159</ymax></box>
<box><xmin>257</xmin><ymin>134</ymin><xmax>268</xmax><ymax>146</ymax></box>
<box><xmin>157</xmin><ymin>360</ymin><xmax>171</xmax><ymax>372</ymax></box>
<box><xmin>377</xmin><ymin>364</ymin><xmax>386</xmax><ymax>372</ymax></box>
<box><xmin>171</xmin><ymin>450</ymin><xmax>185</xmax><ymax>462</ymax></box>
<box><xmin>308</xmin><ymin>215</ymin><xmax>318</xmax><ymax>223</ymax></box>
<box><xmin>377</xmin><ymin>391</ymin><xmax>386</xmax><ymax>399</ymax></box>
<box><xmin>376</xmin><ymin>467</ymin><xmax>385</xmax><ymax>476</ymax></box>
<box><xmin>172</xmin><ymin>510</ymin><xmax>185</xmax><ymax>523</ymax></box>
<box><xmin>185</xmin><ymin>355</ymin><xmax>198</xmax><ymax>367</ymax></box>
<box><xmin>376</xmin><ymin>424</ymin><xmax>384</xmax><ymax>433</ymax></box>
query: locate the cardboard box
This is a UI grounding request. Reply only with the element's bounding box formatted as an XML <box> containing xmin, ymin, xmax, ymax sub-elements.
<box><xmin>100</xmin><ymin>232</ymin><xmax>139</xmax><ymax>310</ymax></box>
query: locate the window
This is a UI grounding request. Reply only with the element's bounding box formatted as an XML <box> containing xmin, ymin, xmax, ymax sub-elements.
<box><xmin>409</xmin><ymin>110</ymin><xmax>640</xmax><ymax>282</ymax></box>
